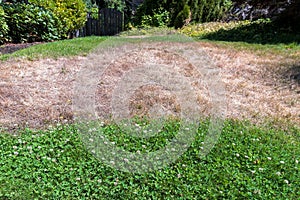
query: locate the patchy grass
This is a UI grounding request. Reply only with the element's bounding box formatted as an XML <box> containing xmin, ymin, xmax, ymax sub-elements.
<box><xmin>196</xmin><ymin>39</ymin><xmax>300</xmax><ymax>60</ymax></box>
<box><xmin>0</xmin><ymin>120</ymin><xmax>299</xmax><ymax>199</ymax></box>
<box><xmin>0</xmin><ymin>36</ymin><xmax>107</xmax><ymax>61</ymax></box>
<box><xmin>180</xmin><ymin>21</ymin><xmax>251</xmax><ymax>37</ymax></box>
<box><xmin>119</xmin><ymin>27</ymin><xmax>175</xmax><ymax>36</ymax></box>
<box><xmin>181</xmin><ymin>19</ymin><xmax>300</xmax><ymax>45</ymax></box>
<box><xmin>121</xmin><ymin>24</ymin><xmax>300</xmax><ymax>58</ymax></box>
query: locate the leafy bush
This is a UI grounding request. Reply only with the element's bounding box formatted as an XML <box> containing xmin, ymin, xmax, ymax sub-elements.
<box><xmin>138</xmin><ymin>7</ymin><xmax>170</xmax><ymax>28</ymax></box>
<box><xmin>193</xmin><ymin>0</ymin><xmax>232</xmax><ymax>22</ymax></box>
<box><xmin>174</xmin><ymin>4</ymin><xmax>191</xmax><ymax>29</ymax></box>
<box><xmin>30</xmin><ymin>0</ymin><xmax>87</xmax><ymax>36</ymax></box>
<box><xmin>2</xmin><ymin>3</ymin><xmax>63</xmax><ymax>43</ymax></box>
<box><xmin>89</xmin><ymin>4</ymin><xmax>99</xmax><ymax>20</ymax></box>
<box><xmin>0</xmin><ymin>5</ymin><xmax>8</xmax><ymax>44</ymax></box>
<box><xmin>134</xmin><ymin>0</ymin><xmax>232</xmax><ymax>28</ymax></box>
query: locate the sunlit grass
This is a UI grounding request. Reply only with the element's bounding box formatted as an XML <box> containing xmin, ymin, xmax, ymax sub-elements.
<box><xmin>0</xmin><ymin>119</ymin><xmax>299</xmax><ymax>199</ymax></box>
<box><xmin>0</xmin><ymin>36</ymin><xmax>107</xmax><ymax>61</ymax></box>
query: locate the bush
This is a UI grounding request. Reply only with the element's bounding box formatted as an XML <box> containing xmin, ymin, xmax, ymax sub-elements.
<box><xmin>134</xmin><ymin>0</ymin><xmax>232</xmax><ymax>28</ymax></box>
<box><xmin>30</xmin><ymin>0</ymin><xmax>87</xmax><ymax>37</ymax></box>
<box><xmin>2</xmin><ymin>3</ymin><xmax>63</xmax><ymax>43</ymax></box>
<box><xmin>138</xmin><ymin>7</ymin><xmax>170</xmax><ymax>28</ymax></box>
<box><xmin>0</xmin><ymin>5</ymin><xmax>9</xmax><ymax>44</ymax></box>
<box><xmin>174</xmin><ymin>4</ymin><xmax>191</xmax><ymax>29</ymax></box>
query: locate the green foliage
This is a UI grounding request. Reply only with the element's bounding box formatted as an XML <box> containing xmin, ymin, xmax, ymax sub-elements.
<box><xmin>0</xmin><ymin>120</ymin><xmax>299</xmax><ymax>198</ymax></box>
<box><xmin>190</xmin><ymin>0</ymin><xmax>232</xmax><ymax>23</ymax></box>
<box><xmin>134</xmin><ymin>0</ymin><xmax>232</xmax><ymax>28</ymax></box>
<box><xmin>174</xmin><ymin>4</ymin><xmax>190</xmax><ymax>29</ymax></box>
<box><xmin>180</xmin><ymin>19</ymin><xmax>300</xmax><ymax>44</ymax></box>
<box><xmin>84</xmin><ymin>0</ymin><xmax>99</xmax><ymax>19</ymax></box>
<box><xmin>180</xmin><ymin>20</ymin><xmax>251</xmax><ymax>37</ymax></box>
<box><xmin>89</xmin><ymin>4</ymin><xmax>99</xmax><ymax>19</ymax></box>
<box><xmin>1</xmin><ymin>3</ymin><xmax>63</xmax><ymax>43</ymax></box>
<box><xmin>105</xmin><ymin>0</ymin><xmax>126</xmax><ymax>12</ymax></box>
<box><xmin>139</xmin><ymin>7</ymin><xmax>170</xmax><ymax>28</ymax></box>
<box><xmin>30</xmin><ymin>0</ymin><xmax>87</xmax><ymax>36</ymax></box>
<box><xmin>0</xmin><ymin>5</ymin><xmax>8</xmax><ymax>44</ymax></box>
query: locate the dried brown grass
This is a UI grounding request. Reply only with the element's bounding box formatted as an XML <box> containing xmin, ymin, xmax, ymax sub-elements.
<box><xmin>0</xmin><ymin>41</ymin><xmax>299</xmax><ymax>131</ymax></box>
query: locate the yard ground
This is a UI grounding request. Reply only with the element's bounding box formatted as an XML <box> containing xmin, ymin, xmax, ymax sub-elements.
<box><xmin>0</xmin><ymin>37</ymin><xmax>299</xmax><ymax>130</ymax></box>
<box><xmin>0</xmin><ymin>34</ymin><xmax>299</xmax><ymax>199</ymax></box>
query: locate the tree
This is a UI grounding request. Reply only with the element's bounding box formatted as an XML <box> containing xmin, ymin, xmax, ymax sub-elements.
<box><xmin>174</xmin><ymin>4</ymin><xmax>191</xmax><ymax>29</ymax></box>
<box><xmin>273</xmin><ymin>0</ymin><xmax>300</xmax><ymax>32</ymax></box>
<box><xmin>228</xmin><ymin>0</ymin><xmax>300</xmax><ymax>32</ymax></box>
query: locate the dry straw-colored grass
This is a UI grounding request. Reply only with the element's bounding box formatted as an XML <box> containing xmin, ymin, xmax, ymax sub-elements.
<box><xmin>0</xmin><ymin>41</ymin><xmax>299</xmax><ymax>131</ymax></box>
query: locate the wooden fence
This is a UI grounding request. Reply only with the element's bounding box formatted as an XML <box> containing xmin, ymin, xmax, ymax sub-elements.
<box><xmin>79</xmin><ymin>8</ymin><xmax>123</xmax><ymax>37</ymax></box>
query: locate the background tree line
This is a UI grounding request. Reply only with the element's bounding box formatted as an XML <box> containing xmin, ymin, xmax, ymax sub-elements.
<box><xmin>0</xmin><ymin>0</ymin><xmax>299</xmax><ymax>44</ymax></box>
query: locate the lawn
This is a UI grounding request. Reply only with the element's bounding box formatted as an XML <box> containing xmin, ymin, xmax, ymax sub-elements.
<box><xmin>0</xmin><ymin>120</ymin><xmax>299</xmax><ymax>199</ymax></box>
<box><xmin>0</xmin><ymin>36</ymin><xmax>107</xmax><ymax>61</ymax></box>
<box><xmin>0</xmin><ymin>24</ymin><xmax>299</xmax><ymax>199</ymax></box>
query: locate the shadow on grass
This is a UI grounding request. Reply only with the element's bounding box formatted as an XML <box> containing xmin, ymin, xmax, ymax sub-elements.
<box><xmin>201</xmin><ymin>20</ymin><xmax>300</xmax><ymax>45</ymax></box>
<box><xmin>285</xmin><ymin>65</ymin><xmax>300</xmax><ymax>85</ymax></box>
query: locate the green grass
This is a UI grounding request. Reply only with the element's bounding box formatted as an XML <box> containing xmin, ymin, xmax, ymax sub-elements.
<box><xmin>180</xmin><ymin>20</ymin><xmax>300</xmax><ymax>58</ymax></box>
<box><xmin>197</xmin><ymin>39</ymin><xmax>300</xmax><ymax>60</ymax></box>
<box><xmin>0</xmin><ymin>36</ymin><xmax>107</xmax><ymax>61</ymax></box>
<box><xmin>181</xmin><ymin>19</ymin><xmax>300</xmax><ymax>45</ymax></box>
<box><xmin>0</xmin><ymin>119</ymin><xmax>299</xmax><ymax>199</ymax></box>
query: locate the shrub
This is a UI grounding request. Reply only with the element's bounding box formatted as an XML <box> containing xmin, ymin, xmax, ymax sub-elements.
<box><xmin>134</xmin><ymin>0</ymin><xmax>232</xmax><ymax>28</ymax></box>
<box><xmin>152</xmin><ymin>8</ymin><xmax>170</xmax><ymax>27</ymax></box>
<box><xmin>30</xmin><ymin>0</ymin><xmax>87</xmax><ymax>37</ymax></box>
<box><xmin>174</xmin><ymin>4</ymin><xmax>191</xmax><ymax>29</ymax></box>
<box><xmin>138</xmin><ymin>7</ymin><xmax>170</xmax><ymax>28</ymax></box>
<box><xmin>2</xmin><ymin>3</ymin><xmax>63</xmax><ymax>43</ymax></box>
<box><xmin>192</xmin><ymin>0</ymin><xmax>232</xmax><ymax>23</ymax></box>
<box><xmin>89</xmin><ymin>4</ymin><xmax>99</xmax><ymax>20</ymax></box>
<box><xmin>0</xmin><ymin>5</ymin><xmax>9</xmax><ymax>44</ymax></box>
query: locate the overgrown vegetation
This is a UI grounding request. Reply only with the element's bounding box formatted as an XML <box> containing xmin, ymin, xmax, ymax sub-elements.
<box><xmin>1</xmin><ymin>0</ymin><xmax>299</xmax><ymax>44</ymax></box>
<box><xmin>1</xmin><ymin>3</ymin><xmax>63</xmax><ymax>43</ymax></box>
<box><xmin>134</xmin><ymin>0</ymin><xmax>232</xmax><ymax>28</ymax></box>
<box><xmin>29</xmin><ymin>0</ymin><xmax>87</xmax><ymax>37</ymax></box>
<box><xmin>0</xmin><ymin>120</ymin><xmax>298</xmax><ymax>199</ymax></box>
<box><xmin>0</xmin><ymin>5</ymin><xmax>8</xmax><ymax>44</ymax></box>
<box><xmin>174</xmin><ymin>4</ymin><xmax>191</xmax><ymax>29</ymax></box>
<box><xmin>0</xmin><ymin>0</ymin><xmax>87</xmax><ymax>43</ymax></box>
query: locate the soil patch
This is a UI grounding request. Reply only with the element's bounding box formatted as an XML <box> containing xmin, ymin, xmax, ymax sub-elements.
<box><xmin>0</xmin><ymin>42</ymin><xmax>43</xmax><ymax>55</ymax></box>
